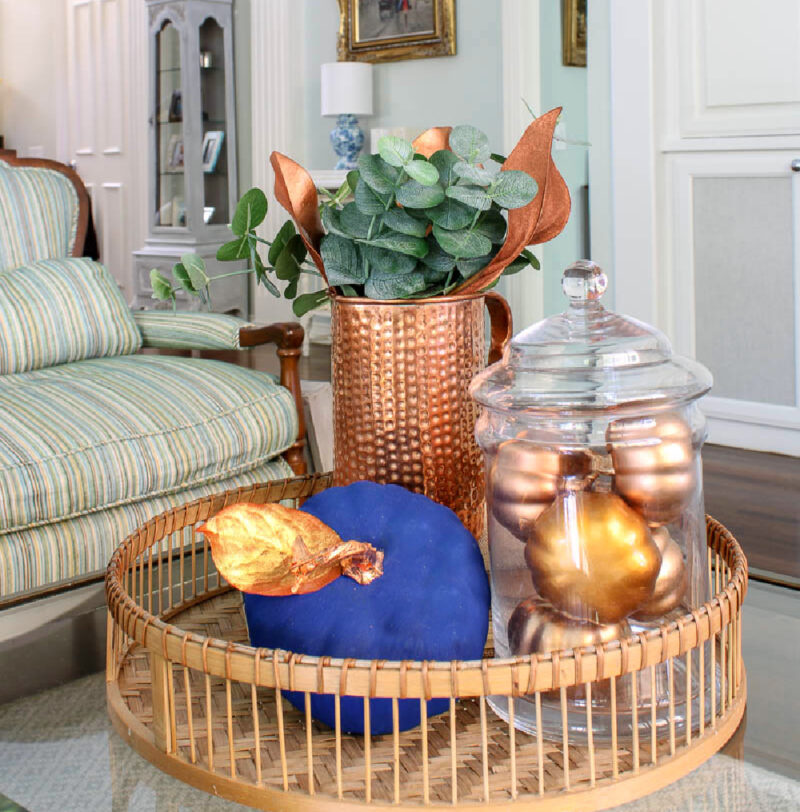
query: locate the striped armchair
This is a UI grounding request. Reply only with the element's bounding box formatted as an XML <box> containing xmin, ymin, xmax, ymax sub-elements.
<box><xmin>0</xmin><ymin>156</ymin><xmax>306</xmax><ymax>605</ymax></box>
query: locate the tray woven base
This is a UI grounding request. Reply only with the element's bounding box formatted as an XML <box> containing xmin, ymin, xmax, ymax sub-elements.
<box><xmin>108</xmin><ymin>590</ymin><xmax>745</xmax><ymax>811</ymax></box>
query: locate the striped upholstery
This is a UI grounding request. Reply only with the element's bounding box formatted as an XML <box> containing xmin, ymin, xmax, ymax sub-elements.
<box><xmin>0</xmin><ymin>160</ymin><xmax>79</xmax><ymax>271</ymax></box>
<box><xmin>0</xmin><ymin>456</ymin><xmax>294</xmax><ymax>596</ymax></box>
<box><xmin>0</xmin><ymin>355</ymin><xmax>298</xmax><ymax>535</ymax></box>
<box><xmin>134</xmin><ymin>310</ymin><xmax>251</xmax><ymax>350</ymax></box>
<box><xmin>0</xmin><ymin>258</ymin><xmax>142</xmax><ymax>374</ymax></box>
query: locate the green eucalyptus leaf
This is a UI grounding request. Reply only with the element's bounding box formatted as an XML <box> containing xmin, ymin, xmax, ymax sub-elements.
<box><xmin>259</xmin><ymin>273</ymin><xmax>280</xmax><ymax>297</ymax></box>
<box><xmin>340</xmin><ymin>284</ymin><xmax>359</xmax><ymax>297</ymax></box>
<box><xmin>360</xmin><ymin>244</ymin><xmax>417</xmax><ymax>276</ymax></box>
<box><xmin>340</xmin><ymin>202</ymin><xmax>378</xmax><ymax>239</ymax></box>
<box><xmin>367</xmin><ymin>231</ymin><xmax>428</xmax><ymax>258</ymax></box>
<box><xmin>346</xmin><ymin>169</ymin><xmax>360</xmax><ymax>194</ymax></box>
<box><xmin>422</xmin><ymin>265</ymin><xmax>449</xmax><ymax>285</ymax></box>
<box><xmin>150</xmin><ymin>269</ymin><xmax>174</xmax><ymax>301</ymax></box>
<box><xmin>268</xmin><ymin>220</ymin><xmax>297</xmax><ymax>265</ymax></box>
<box><xmin>357</xmin><ymin>154</ymin><xmax>400</xmax><ymax>195</ymax></box>
<box><xmin>382</xmin><ymin>207</ymin><xmax>427</xmax><ymax>237</ymax></box>
<box><xmin>321</xmin><ymin>204</ymin><xmax>350</xmax><ymax>237</ymax></box>
<box><xmin>274</xmin><ymin>234</ymin><xmax>306</xmax><ymax>280</ymax></box>
<box><xmin>181</xmin><ymin>254</ymin><xmax>209</xmax><ymax>290</ymax></box>
<box><xmin>395</xmin><ymin>179</ymin><xmax>445</xmax><ymax>209</ymax></box>
<box><xmin>474</xmin><ymin>209</ymin><xmax>507</xmax><ymax>243</ymax></box>
<box><xmin>283</xmin><ymin>278</ymin><xmax>299</xmax><ymax>299</ymax></box>
<box><xmin>355</xmin><ymin>178</ymin><xmax>391</xmax><ymax>215</ymax></box>
<box><xmin>522</xmin><ymin>248</ymin><xmax>541</xmax><ymax>269</ymax></box>
<box><xmin>365</xmin><ymin>271</ymin><xmax>427</xmax><ymax>300</ymax></box>
<box><xmin>172</xmin><ymin>263</ymin><xmax>197</xmax><ymax>293</ymax></box>
<box><xmin>216</xmin><ymin>236</ymin><xmax>250</xmax><ymax>262</ymax></box>
<box><xmin>488</xmin><ymin>170</ymin><xmax>538</xmax><ymax>209</ymax></box>
<box><xmin>404</xmin><ymin>159</ymin><xmax>439</xmax><ymax>187</ymax></box>
<box><xmin>449</xmin><ymin>125</ymin><xmax>490</xmax><ymax>164</ymax></box>
<box><xmin>427</xmin><ymin>198</ymin><xmax>473</xmax><ymax>230</ymax></box>
<box><xmin>490</xmin><ymin>152</ymin><xmax>508</xmax><ymax>165</ymax></box>
<box><xmin>453</xmin><ymin>162</ymin><xmax>495</xmax><ymax>186</ymax></box>
<box><xmin>457</xmin><ymin>254</ymin><xmax>493</xmax><ymax>278</ymax></box>
<box><xmin>429</xmin><ymin>150</ymin><xmax>460</xmax><ymax>187</ymax></box>
<box><xmin>320</xmin><ymin>233</ymin><xmax>366</xmax><ymax>285</ymax></box>
<box><xmin>502</xmin><ymin>257</ymin><xmax>528</xmax><ymax>276</ymax></box>
<box><xmin>445</xmin><ymin>184</ymin><xmax>492</xmax><ymax>211</ymax></box>
<box><xmin>432</xmin><ymin>224</ymin><xmax>492</xmax><ymax>258</ymax></box>
<box><xmin>420</xmin><ymin>236</ymin><xmax>457</xmax><ymax>272</ymax></box>
<box><xmin>231</xmin><ymin>188</ymin><xmax>268</xmax><ymax>236</ymax></box>
<box><xmin>293</xmin><ymin>289</ymin><xmax>329</xmax><ymax>317</ymax></box>
<box><xmin>377</xmin><ymin>135</ymin><xmax>414</xmax><ymax>167</ymax></box>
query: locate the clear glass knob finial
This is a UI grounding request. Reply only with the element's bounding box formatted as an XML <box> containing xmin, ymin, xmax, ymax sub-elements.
<box><xmin>562</xmin><ymin>260</ymin><xmax>608</xmax><ymax>303</ymax></box>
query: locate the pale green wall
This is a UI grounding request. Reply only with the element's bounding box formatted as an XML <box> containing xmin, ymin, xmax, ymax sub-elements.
<box><xmin>539</xmin><ymin>0</ymin><xmax>589</xmax><ymax>316</ymax></box>
<box><xmin>287</xmin><ymin>0</ymin><xmax>502</xmax><ymax>170</ymax></box>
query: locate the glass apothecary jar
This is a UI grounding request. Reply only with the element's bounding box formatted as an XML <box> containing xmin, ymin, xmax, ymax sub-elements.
<box><xmin>470</xmin><ymin>261</ymin><xmax>714</xmax><ymax>743</ymax></box>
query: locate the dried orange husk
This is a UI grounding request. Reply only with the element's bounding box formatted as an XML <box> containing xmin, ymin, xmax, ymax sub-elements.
<box><xmin>197</xmin><ymin>503</ymin><xmax>384</xmax><ymax>596</ymax></box>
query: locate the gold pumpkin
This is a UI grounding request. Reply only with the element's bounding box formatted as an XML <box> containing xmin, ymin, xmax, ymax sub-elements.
<box><xmin>507</xmin><ymin>596</ymin><xmax>627</xmax><ymax>656</ymax></box>
<box><xmin>525</xmin><ymin>491</ymin><xmax>661</xmax><ymax>623</ymax></box>
<box><xmin>489</xmin><ymin>436</ymin><xmax>592</xmax><ymax>541</ymax></box>
<box><xmin>607</xmin><ymin>412</ymin><xmax>697</xmax><ymax>525</ymax></box>
<box><xmin>631</xmin><ymin>527</ymin><xmax>688</xmax><ymax>621</ymax></box>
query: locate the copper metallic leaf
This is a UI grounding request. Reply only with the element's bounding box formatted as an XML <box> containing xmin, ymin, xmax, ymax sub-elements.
<box><xmin>270</xmin><ymin>152</ymin><xmax>327</xmax><ymax>281</ymax></box>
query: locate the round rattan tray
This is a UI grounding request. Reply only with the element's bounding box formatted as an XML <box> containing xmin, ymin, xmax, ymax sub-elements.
<box><xmin>105</xmin><ymin>474</ymin><xmax>747</xmax><ymax>811</ymax></box>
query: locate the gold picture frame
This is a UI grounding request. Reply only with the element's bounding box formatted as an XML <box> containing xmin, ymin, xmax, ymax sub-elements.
<box><xmin>562</xmin><ymin>0</ymin><xmax>587</xmax><ymax>67</ymax></box>
<box><xmin>337</xmin><ymin>0</ymin><xmax>456</xmax><ymax>64</ymax></box>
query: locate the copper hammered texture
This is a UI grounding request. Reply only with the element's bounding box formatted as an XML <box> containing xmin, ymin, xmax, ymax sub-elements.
<box><xmin>332</xmin><ymin>296</ymin><xmax>486</xmax><ymax>538</ymax></box>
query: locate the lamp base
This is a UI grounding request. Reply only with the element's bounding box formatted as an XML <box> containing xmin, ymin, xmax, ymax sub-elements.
<box><xmin>330</xmin><ymin>114</ymin><xmax>364</xmax><ymax>171</ymax></box>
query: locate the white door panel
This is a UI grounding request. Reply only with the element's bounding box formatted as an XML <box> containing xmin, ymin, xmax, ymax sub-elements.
<box><xmin>65</xmin><ymin>0</ymin><xmax>145</xmax><ymax>297</ymax></box>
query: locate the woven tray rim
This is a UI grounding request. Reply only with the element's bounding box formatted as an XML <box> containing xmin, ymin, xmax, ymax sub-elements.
<box><xmin>105</xmin><ymin>474</ymin><xmax>748</xmax><ymax>699</ymax></box>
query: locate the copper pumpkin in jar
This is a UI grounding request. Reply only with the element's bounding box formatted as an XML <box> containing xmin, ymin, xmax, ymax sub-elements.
<box><xmin>489</xmin><ymin>436</ymin><xmax>593</xmax><ymax>541</ymax></box>
<box><xmin>607</xmin><ymin>412</ymin><xmax>697</xmax><ymax>526</ymax></box>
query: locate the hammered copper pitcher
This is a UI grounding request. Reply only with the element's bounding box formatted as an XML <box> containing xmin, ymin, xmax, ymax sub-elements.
<box><xmin>331</xmin><ymin>292</ymin><xmax>512</xmax><ymax>538</ymax></box>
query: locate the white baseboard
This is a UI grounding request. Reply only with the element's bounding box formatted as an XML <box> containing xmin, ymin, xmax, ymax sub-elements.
<box><xmin>703</xmin><ymin>396</ymin><xmax>800</xmax><ymax>456</ymax></box>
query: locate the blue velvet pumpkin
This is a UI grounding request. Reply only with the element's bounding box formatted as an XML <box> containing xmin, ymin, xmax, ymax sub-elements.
<box><xmin>243</xmin><ymin>481</ymin><xmax>489</xmax><ymax>735</ymax></box>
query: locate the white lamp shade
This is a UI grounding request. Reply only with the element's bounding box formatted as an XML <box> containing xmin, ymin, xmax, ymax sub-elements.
<box><xmin>321</xmin><ymin>62</ymin><xmax>373</xmax><ymax>117</ymax></box>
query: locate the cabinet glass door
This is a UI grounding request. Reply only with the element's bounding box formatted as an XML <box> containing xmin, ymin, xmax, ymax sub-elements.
<box><xmin>199</xmin><ymin>17</ymin><xmax>228</xmax><ymax>226</ymax></box>
<box><xmin>156</xmin><ymin>20</ymin><xmax>184</xmax><ymax>228</ymax></box>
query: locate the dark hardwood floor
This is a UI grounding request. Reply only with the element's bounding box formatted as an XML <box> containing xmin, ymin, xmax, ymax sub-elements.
<box><xmin>703</xmin><ymin>445</ymin><xmax>800</xmax><ymax>581</ymax></box>
<box><xmin>248</xmin><ymin>343</ymin><xmax>800</xmax><ymax>582</ymax></box>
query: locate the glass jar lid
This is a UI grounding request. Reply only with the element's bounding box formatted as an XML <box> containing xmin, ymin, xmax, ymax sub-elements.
<box><xmin>470</xmin><ymin>261</ymin><xmax>712</xmax><ymax>416</ymax></box>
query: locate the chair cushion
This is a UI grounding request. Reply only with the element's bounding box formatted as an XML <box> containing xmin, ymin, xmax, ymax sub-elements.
<box><xmin>0</xmin><ymin>355</ymin><xmax>298</xmax><ymax>534</ymax></box>
<box><xmin>0</xmin><ymin>161</ymin><xmax>79</xmax><ymax>271</ymax></box>
<box><xmin>0</xmin><ymin>456</ymin><xmax>294</xmax><ymax>597</ymax></box>
<box><xmin>0</xmin><ymin>258</ymin><xmax>142</xmax><ymax>374</ymax></box>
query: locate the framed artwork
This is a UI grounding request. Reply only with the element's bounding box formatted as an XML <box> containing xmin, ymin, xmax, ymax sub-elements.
<box><xmin>337</xmin><ymin>0</ymin><xmax>456</xmax><ymax>64</ymax></box>
<box><xmin>166</xmin><ymin>135</ymin><xmax>184</xmax><ymax>171</ymax></box>
<box><xmin>201</xmin><ymin>130</ymin><xmax>224</xmax><ymax>173</ymax></box>
<box><xmin>562</xmin><ymin>0</ymin><xmax>586</xmax><ymax>67</ymax></box>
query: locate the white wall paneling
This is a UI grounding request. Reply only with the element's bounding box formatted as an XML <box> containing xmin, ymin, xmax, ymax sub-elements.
<box><xmin>677</xmin><ymin>0</ymin><xmax>800</xmax><ymax>137</ymax></box>
<box><xmin>497</xmin><ymin>0</ymin><xmax>542</xmax><ymax>331</ymax></box>
<box><xmin>250</xmin><ymin>0</ymin><xmax>305</xmax><ymax>327</ymax></box>
<box><xmin>664</xmin><ymin>150</ymin><xmax>800</xmax><ymax>452</ymax></box>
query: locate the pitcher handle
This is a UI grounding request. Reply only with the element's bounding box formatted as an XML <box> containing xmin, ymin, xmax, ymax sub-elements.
<box><xmin>484</xmin><ymin>291</ymin><xmax>513</xmax><ymax>365</ymax></box>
